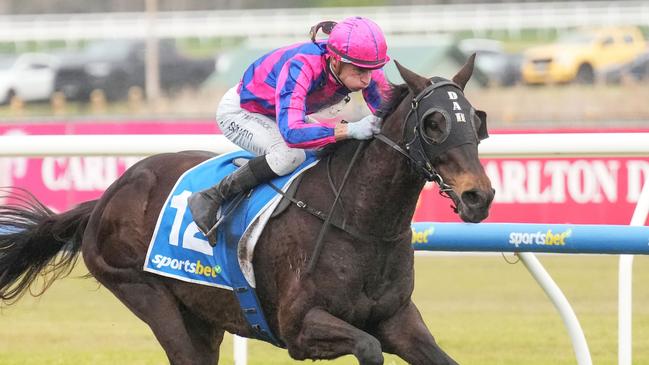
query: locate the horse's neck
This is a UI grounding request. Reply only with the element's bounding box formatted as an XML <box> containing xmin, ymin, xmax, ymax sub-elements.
<box><xmin>331</xmin><ymin>140</ymin><xmax>425</xmax><ymax>240</ymax></box>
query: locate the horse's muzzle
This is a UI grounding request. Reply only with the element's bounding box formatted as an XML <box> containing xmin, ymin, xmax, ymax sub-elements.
<box><xmin>458</xmin><ymin>188</ymin><xmax>495</xmax><ymax>223</ymax></box>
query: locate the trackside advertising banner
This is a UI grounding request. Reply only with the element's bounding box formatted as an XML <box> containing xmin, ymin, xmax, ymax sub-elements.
<box><xmin>413</xmin><ymin>156</ymin><xmax>649</xmax><ymax>225</ymax></box>
<box><xmin>0</xmin><ymin>121</ymin><xmax>648</xmax><ymax>225</ymax></box>
<box><xmin>0</xmin><ymin>120</ymin><xmax>218</xmax><ymax>212</ymax></box>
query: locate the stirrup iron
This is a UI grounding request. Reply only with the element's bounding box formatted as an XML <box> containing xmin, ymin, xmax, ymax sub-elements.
<box><xmin>202</xmin><ymin>193</ymin><xmax>247</xmax><ymax>246</ymax></box>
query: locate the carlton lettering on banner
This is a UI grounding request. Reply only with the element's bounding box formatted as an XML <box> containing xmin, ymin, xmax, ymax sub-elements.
<box><xmin>414</xmin><ymin>157</ymin><xmax>649</xmax><ymax>224</ymax></box>
<box><xmin>1</xmin><ymin>122</ymin><xmax>648</xmax><ymax>225</ymax></box>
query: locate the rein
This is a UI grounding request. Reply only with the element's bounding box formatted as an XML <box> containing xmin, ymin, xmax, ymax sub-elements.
<box><xmin>306</xmin><ymin>140</ymin><xmax>364</xmax><ymax>274</ymax></box>
<box><xmin>267</xmin><ymin>163</ymin><xmax>406</xmax><ymax>247</ymax></box>
<box><xmin>267</xmin><ymin>141</ymin><xmax>410</xmax><ymax>276</ymax></box>
<box><xmin>284</xmin><ymin>78</ymin><xmax>483</xmax><ymax>274</ymax></box>
<box><xmin>374</xmin><ymin>133</ymin><xmax>458</xmax><ymax>210</ymax></box>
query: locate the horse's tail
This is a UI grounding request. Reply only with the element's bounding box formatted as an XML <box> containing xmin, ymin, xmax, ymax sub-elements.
<box><xmin>0</xmin><ymin>188</ymin><xmax>97</xmax><ymax>305</ymax></box>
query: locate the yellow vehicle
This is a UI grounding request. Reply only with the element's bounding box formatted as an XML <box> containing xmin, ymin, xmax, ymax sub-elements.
<box><xmin>521</xmin><ymin>27</ymin><xmax>647</xmax><ymax>84</ymax></box>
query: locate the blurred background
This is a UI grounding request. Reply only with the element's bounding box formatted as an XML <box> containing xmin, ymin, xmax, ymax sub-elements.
<box><xmin>0</xmin><ymin>0</ymin><xmax>648</xmax><ymax>128</ymax></box>
<box><xmin>1</xmin><ymin>3</ymin><xmax>649</xmax><ymax>365</ymax></box>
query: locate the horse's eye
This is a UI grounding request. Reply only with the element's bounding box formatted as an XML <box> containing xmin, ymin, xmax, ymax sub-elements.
<box><xmin>421</xmin><ymin>111</ymin><xmax>450</xmax><ymax>144</ymax></box>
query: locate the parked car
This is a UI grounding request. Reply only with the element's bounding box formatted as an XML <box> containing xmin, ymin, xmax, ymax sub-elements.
<box><xmin>456</xmin><ymin>38</ymin><xmax>522</xmax><ymax>87</ymax></box>
<box><xmin>521</xmin><ymin>26</ymin><xmax>648</xmax><ymax>84</ymax></box>
<box><xmin>604</xmin><ymin>50</ymin><xmax>649</xmax><ymax>83</ymax></box>
<box><xmin>627</xmin><ymin>51</ymin><xmax>649</xmax><ymax>80</ymax></box>
<box><xmin>54</xmin><ymin>39</ymin><xmax>215</xmax><ymax>101</ymax></box>
<box><xmin>0</xmin><ymin>53</ymin><xmax>58</xmax><ymax>104</ymax></box>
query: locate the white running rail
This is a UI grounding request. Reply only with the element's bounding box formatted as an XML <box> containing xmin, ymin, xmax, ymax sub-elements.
<box><xmin>0</xmin><ymin>1</ymin><xmax>649</xmax><ymax>41</ymax></box>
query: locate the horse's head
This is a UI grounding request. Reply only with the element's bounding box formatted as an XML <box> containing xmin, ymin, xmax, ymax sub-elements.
<box><xmin>380</xmin><ymin>54</ymin><xmax>494</xmax><ymax>223</ymax></box>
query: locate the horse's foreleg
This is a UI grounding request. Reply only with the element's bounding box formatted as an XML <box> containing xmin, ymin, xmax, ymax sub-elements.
<box><xmin>286</xmin><ymin>307</ymin><xmax>384</xmax><ymax>365</ymax></box>
<box><xmin>375</xmin><ymin>301</ymin><xmax>458</xmax><ymax>365</ymax></box>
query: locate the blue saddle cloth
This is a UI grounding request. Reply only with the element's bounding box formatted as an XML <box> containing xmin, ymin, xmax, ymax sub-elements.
<box><xmin>144</xmin><ymin>150</ymin><xmax>318</xmax><ymax>346</ymax></box>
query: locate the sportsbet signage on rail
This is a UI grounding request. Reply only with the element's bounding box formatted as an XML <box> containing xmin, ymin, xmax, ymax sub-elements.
<box><xmin>0</xmin><ymin>121</ymin><xmax>647</xmax><ymax>225</ymax></box>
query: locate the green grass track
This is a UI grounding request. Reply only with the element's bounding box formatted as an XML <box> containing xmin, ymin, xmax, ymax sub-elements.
<box><xmin>2</xmin><ymin>254</ymin><xmax>649</xmax><ymax>365</ymax></box>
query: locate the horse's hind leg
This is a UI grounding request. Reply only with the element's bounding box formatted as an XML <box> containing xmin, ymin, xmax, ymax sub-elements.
<box><xmin>82</xmin><ymin>168</ymin><xmax>223</xmax><ymax>365</ymax></box>
<box><xmin>287</xmin><ymin>308</ymin><xmax>384</xmax><ymax>365</ymax></box>
<box><xmin>180</xmin><ymin>302</ymin><xmax>225</xmax><ymax>362</ymax></box>
<box><xmin>374</xmin><ymin>301</ymin><xmax>458</xmax><ymax>365</ymax></box>
<box><xmin>91</xmin><ymin>267</ymin><xmax>223</xmax><ymax>364</ymax></box>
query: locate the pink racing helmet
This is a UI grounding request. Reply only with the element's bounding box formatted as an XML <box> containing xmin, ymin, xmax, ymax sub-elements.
<box><xmin>312</xmin><ymin>16</ymin><xmax>389</xmax><ymax>69</ymax></box>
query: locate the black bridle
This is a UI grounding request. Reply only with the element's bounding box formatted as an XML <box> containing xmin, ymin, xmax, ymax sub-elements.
<box><xmin>301</xmin><ymin>77</ymin><xmax>488</xmax><ymax>274</ymax></box>
<box><xmin>375</xmin><ymin>78</ymin><xmax>489</xmax><ymax>209</ymax></box>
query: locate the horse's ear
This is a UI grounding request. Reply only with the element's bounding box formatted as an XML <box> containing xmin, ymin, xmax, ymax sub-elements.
<box><xmin>452</xmin><ymin>53</ymin><xmax>476</xmax><ymax>90</ymax></box>
<box><xmin>395</xmin><ymin>60</ymin><xmax>429</xmax><ymax>94</ymax></box>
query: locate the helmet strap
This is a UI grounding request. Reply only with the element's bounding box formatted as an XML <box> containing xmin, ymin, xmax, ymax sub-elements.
<box><xmin>328</xmin><ymin>59</ymin><xmax>345</xmax><ymax>86</ymax></box>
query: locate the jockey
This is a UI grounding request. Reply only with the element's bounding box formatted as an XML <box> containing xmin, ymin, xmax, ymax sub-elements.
<box><xmin>189</xmin><ymin>16</ymin><xmax>392</xmax><ymax>241</ymax></box>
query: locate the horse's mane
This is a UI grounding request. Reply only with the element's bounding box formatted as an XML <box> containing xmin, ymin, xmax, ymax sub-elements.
<box><xmin>376</xmin><ymin>83</ymin><xmax>409</xmax><ymax>120</ymax></box>
<box><xmin>318</xmin><ymin>83</ymin><xmax>409</xmax><ymax>157</ymax></box>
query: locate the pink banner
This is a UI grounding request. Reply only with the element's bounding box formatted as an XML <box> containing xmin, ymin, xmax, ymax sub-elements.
<box><xmin>0</xmin><ymin>120</ymin><xmax>218</xmax><ymax>212</ymax></box>
<box><xmin>1</xmin><ymin>121</ymin><xmax>648</xmax><ymax>225</ymax></box>
<box><xmin>414</xmin><ymin>157</ymin><xmax>649</xmax><ymax>225</ymax></box>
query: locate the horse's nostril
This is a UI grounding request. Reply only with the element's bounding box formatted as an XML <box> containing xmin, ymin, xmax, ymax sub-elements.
<box><xmin>462</xmin><ymin>189</ymin><xmax>493</xmax><ymax>207</ymax></box>
<box><xmin>461</xmin><ymin>190</ymin><xmax>482</xmax><ymax>206</ymax></box>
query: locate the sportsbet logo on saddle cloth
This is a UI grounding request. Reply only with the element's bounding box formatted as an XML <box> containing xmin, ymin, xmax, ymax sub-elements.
<box><xmin>144</xmin><ymin>150</ymin><xmax>318</xmax><ymax>289</ymax></box>
<box><xmin>144</xmin><ymin>150</ymin><xmax>317</xmax><ymax>346</ymax></box>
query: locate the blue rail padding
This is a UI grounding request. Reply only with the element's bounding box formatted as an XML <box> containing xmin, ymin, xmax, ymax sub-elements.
<box><xmin>411</xmin><ymin>222</ymin><xmax>649</xmax><ymax>255</ymax></box>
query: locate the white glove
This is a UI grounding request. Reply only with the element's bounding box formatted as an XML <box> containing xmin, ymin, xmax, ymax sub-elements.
<box><xmin>347</xmin><ymin>115</ymin><xmax>382</xmax><ymax>140</ymax></box>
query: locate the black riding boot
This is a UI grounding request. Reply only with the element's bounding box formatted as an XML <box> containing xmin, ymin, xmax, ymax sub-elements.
<box><xmin>188</xmin><ymin>155</ymin><xmax>278</xmax><ymax>245</ymax></box>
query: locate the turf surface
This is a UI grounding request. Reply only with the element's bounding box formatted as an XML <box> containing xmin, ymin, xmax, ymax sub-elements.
<box><xmin>1</xmin><ymin>254</ymin><xmax>649</xmax><ymax>364</ymax></box>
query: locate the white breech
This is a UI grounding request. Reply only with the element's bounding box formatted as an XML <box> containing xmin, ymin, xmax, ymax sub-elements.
<box><xmin>216</xmin><ymin>86</ymin><xmax>306</xmax><ymax>176</ymax></box>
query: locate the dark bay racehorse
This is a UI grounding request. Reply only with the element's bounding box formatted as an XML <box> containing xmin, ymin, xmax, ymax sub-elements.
<box><xmin>0</xmin><ymin>56</ymin><xmax>493</xmax><ymax>365</ymax></box>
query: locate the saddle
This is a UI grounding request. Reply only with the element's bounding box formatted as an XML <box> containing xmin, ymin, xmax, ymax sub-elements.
<box><xmin>144</xmin><ymin>151</ymin><xmax>320</xmax><ymax>347</ymax></box>
<box><xmin>231</xmin><ymin>157</ymin><xmax>303</xmax><ymax>220</ymax></box>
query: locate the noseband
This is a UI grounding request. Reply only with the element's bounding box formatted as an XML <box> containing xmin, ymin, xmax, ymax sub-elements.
<box><xmin>375</xmin><ymin>78</ymin><xmax>487</xmax><ymax>207</ymax></box>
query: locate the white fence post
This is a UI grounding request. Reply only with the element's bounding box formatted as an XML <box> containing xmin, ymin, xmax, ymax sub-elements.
<box><xmin>233</xmin><ymin>335</ymin><xmax>247</xmax><ymax>365</ymax></box>
<box><xmin>519</xmin><ymin>252</ymin><xmax>593</xmax><ymax>365</ymax></box>
<box><xmin>619</xmin><ymin>179</ymin><xmax>649</xmax><ymax>365</ymax></box>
